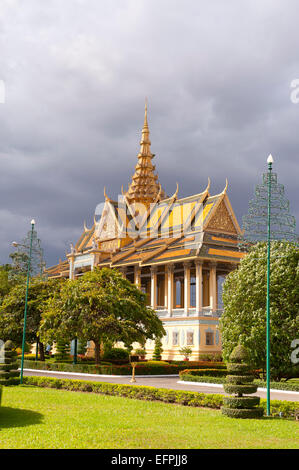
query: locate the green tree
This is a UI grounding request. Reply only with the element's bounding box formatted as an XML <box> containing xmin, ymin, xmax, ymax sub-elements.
<box><xmin>0</xmin><ymin>264</ymin><xmax>23</xmax><ymax>304</ymax></box>
<box><xmin>0</xmin><ymin>278</ymin><xmax>63</xmax><ymax>361</ymax></box>
<box><xmin>220</xmin><ymin>241</ymin><xmax>299</xmax><ymax>380</ymax></box>
<box><xmin>40</xmin><ymin>267</ymin><xmax>165</xmax><ymax>364</ymax></box>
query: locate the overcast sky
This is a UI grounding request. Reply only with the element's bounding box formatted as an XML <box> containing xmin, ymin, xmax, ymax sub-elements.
<box><xmin>0</xmin><ymin>0</ymin><xmax>298</xmax><ymax>267</ymax></box>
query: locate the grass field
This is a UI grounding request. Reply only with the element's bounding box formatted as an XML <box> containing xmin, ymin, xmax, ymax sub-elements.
<box><xmin>0</xmin><ymin>385</ymin><xmax>298</xmax><ymax>449</ymax></box>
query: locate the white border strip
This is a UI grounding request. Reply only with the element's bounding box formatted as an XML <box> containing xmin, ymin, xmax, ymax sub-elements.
<box><xmin>22</xmin><ymin>369</ymin><xmax>179</xmax><ymax>379</ymax></box>
<box><xmin>177</xmin><ymin>380</ymin><xmax>299</xmax><ymax>395</ymax></box>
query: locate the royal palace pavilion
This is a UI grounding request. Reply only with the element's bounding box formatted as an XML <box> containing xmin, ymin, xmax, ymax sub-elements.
<box><xmin>46</xmin><ymin>103</ymin><xmax>244</xmax><ymax>360</ymax></box>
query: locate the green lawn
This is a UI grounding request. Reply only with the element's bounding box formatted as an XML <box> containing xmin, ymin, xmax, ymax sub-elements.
<box><xmin>0</xmin><ymin>385</ymin><xmax>298</xmax><ymax>449</ymax></box>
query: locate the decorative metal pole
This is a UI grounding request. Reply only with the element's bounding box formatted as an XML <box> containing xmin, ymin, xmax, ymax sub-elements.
<box><xmin>73</xmin><ymin>336</ymin><xmax>78</xmax><ymax>365</ymax></box>
<box><xmin>35</xmin><ymin>332</ymin><xmax>39</xmax><ymax>361</ymax></box>
<box><xmin>266</xmin><ymin>155</ymin><xmax>273</xmax><ymax>416</ymax></box>
<box><xmin>20</xmin><ymin>219</ymin><xmax>35</xmax><ymax>384</ymax></box>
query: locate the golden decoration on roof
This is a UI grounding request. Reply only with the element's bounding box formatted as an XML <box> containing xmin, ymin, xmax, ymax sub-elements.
<box><xmin>126</xmin><ymin>100</ymin><xmax>166</xmax><ymax>205</ymax></box>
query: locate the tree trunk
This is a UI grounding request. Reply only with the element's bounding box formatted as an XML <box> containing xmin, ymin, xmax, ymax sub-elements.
<box><xmin>94</xmin><ymin>340</ymin><xmax>101</xmax><ymax>365</ymax></box>
<box><xmin>39</xmin><ymin>342</ymin><xmax>45</xmax><ymax>362</ymax></box>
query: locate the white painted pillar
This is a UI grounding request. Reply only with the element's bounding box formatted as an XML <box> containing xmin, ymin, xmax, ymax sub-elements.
<box><xmin>184</xmin><ymin>262</ymin><xmax>191</xmax><ymax>315</ymax></box>
<box><xmin>69</xmin><ymin>256</ymin><xmax>75</xmax><ymax>280</ymax></box>
<box><xmin>209</xmin><ymin>262</ymin><xmax>217</xmax><ymax>311</ymax></box>
<box><xmin>195</xmin><ymin>260</ymin><xmax>203</xmax><ymax>314</ymax></box>
<box><xmin>167</xmin><ymin>264</ymin><xmax>174</xmax><ymax>316</ymax></box>
<box><xmin>150</xmin><ymin>266</ymin><xmax>157</xmax><ymax>309</ymax></box>
<box><xmin>164</xmin><ymin>265</ymin><xmax>168</xmax><ymax>309</ymax></box>
<box><xmin>134</xmin><ymin>265</ymin><xmax>141</xmax><ymax>286</ymax></box>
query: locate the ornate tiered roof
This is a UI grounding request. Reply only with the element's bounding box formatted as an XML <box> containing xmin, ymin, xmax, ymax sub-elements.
<box><xmin>45</xmin><ymin>103</ymin><xmax>243</xmax><ymax>278</ymax></box>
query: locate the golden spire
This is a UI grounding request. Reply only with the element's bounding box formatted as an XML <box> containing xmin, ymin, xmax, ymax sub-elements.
<box><xmin>126</xmin><ymin>100</ymin><xmax>166</xmax><ymax>205</ymax></box>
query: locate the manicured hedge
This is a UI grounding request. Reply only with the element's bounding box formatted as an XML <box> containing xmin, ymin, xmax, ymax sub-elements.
<box><xmin>180</xmin><ymin>374</ymin><xmax>225</xmax><ymax>384</ymax></box>
<box><xmin>20</xmin><ymin>359</ymin><xmax>226</xmax><ymax>376</ymax></box>
<box><xmin>179</xmin><ymin>368</ymin><xmax>227</xmax><ymax>378</ymax></box>
<box><xmin>255</xmin><ymin>379</ymin><xmax>299</xmax><ymax>392</ymax></box>
<box><xmin>22</xmin><ymin>375</ymin><xmax>299</xmax><ymax>419</ymax></box>
<box><xmin>179</xmin><ymin>374</ymin><xmax>299</xmax><ymax>392</ymax></box>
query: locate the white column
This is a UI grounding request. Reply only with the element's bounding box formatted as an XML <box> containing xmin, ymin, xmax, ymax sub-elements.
<box><xmin>69</xmin><ymin>256</ymin><xmax>75</xmax><ymax>280</ymax></box>
<box><xmin>134</xmin><ymin>265</ymin><xmax>141</xmax><ymax>286</ymax></box>
<box><xmin>164</xmin><ymin>265</ymin><xmax>168</xmax><ymax>309</ymax></box>
<box><xmin>195</xmin><ymin>260</ymin><xmax>203</xmax><ymax>314</ymax></box>
<box><xmin>184</xmin><ymin>262</ymin><xmax>191</xmax><ymax>315</ymax></box>
<box><xmin>209</xmin><ymin>263</ymin><xmax>217</xmax><ymax>312</ymax></box>
<box><xmin>150</xmin><ymin>266</ymin><xmax>157</xmax><ymax>309</ymax></box>
<box><xmin>167</xmin><ymin>264</ymin><xmax>174</xmax><ymax>316</ymax></box>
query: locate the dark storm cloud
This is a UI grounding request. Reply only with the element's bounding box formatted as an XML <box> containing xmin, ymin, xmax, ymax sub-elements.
<box><xmin>0</xmin><ymin>0</ymin><xmax>298</xmax><ymax>266</ymax></box>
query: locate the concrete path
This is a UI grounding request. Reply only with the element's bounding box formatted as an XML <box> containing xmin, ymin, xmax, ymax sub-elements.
<box><xmin>23</xmin><ymin>369</ymin><xmax>299</xmax><ymax>402</ymax></box>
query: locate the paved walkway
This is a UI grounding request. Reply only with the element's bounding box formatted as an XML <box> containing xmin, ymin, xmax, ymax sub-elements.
<box><xmin>23</xmin><ymin>369</ymin><xmax>299</xmax><ymax>402</ymax></box>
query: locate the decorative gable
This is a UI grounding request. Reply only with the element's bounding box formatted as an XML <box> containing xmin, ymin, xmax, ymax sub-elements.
<box><xmin>95</xmin><ymin>201</ymin><xmax>120</xmax><ymax>241</ymax></box>
<box><xmin>206</xmin><ymin>199</ymin><xmax>237</xmax><ymax>234</ymax></box>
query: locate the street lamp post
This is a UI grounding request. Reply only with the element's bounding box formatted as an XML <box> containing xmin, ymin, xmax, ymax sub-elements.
<box><xmin>19</xmin><ymin>219</ymin><xmax>35</xmax><ymax>384</ymax></box>
<box><xmin>266</xmin><ymin>154</ymin><xmax>273</xmax><ymax>417</ymax></box>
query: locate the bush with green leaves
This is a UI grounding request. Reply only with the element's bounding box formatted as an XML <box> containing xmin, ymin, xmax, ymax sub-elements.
<box><xmin>54</xmin><ymin>340</ymin><xmax>70</xmax><ymax>362</ymax></box>
<box><xmin>0</xmin><ymin>340</ymin><xmax>20</xmax><ymax>386</ymax></box>
<box><xmin>152</xmin><ymin>338</ymin><xmax>163</xmax><ymax>361</ymax></box>
<box><xmin>220</xmin><ymin>241</ymin><xmax>299</xmax><ymax>380</ymax></box>
<box><xmin>221</xmin><ymin>345</ymin><xmax>264</xmax><ymax>419</ymax></box>
<box><xmin>102</xmin><ymin>347</ymin><xmax>129</xmax><ymax>361</ymax></box>
<box><xmin>179</xmin><ymin>368</ymin><xmax>227</xmax><ymax>377</ymax></box>
<box><xmin>179</xmin><ymin>347</ymin><xmax>193</xmax><ymax>360</ymax></box>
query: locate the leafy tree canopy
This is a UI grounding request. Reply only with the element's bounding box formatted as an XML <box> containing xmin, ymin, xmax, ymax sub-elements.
<box><xmin>220</xmin><ymin>241</ymin><xmax>299</xmax><ymax>380</ymax></box>
<box><xmin>40</xmin><ymin>267</ymin><xmax>165</xmax><ymax>364</ymax></box>
<box><xmin>0</xmin><ymin>277</ymin><xmax>63</xmax><ymax>349</ymax></box>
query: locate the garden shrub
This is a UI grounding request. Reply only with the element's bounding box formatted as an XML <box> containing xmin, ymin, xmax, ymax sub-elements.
<box><xmin>21</xmin><ymin>359</ymin><xmax>227</xmax><ymax>375</ymax></box>
<box><xmin>222</xmin><ymin>345</ymin><xmax>263</xmax><ymax>419</ymax></box>
<box><xmin>152</xmin><ymin>338</ymin><xmax>163</xmax><ymax>361</ymax></box>
<box><xmin>0</xmin><ymin>340</ymin><xmax>20</xmax><ymax>386</ymax></box>
<box><xmin>179</xmin><ymin>374</ymin><xmax>225</xmax><ymax>384</ymax></box>
<box><xmin>54</xmin><ymin>340</ymin><xmax>70</xmax><ymax>362</ymax></box>
<box><xmin>179</xmin><ymin>368</ymin><xmax>227</xmax><ymax>378</ymax></box>
<box><xmin>102</xmin><ymin>348</ymin><xmax>129</xmax><ymax>361</ymax></box>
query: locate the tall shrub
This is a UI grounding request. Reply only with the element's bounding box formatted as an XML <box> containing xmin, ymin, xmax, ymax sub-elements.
<box><xmin>152</xmin><ymin>338</ymin><xmax>163</xmax><ymax>361</ymax></box>
<box><xmin>0</xmin><ymin>340</ymin><xmax>20</xmax><ymax>386</ymax></box>
<box><xmin>221</xmin><ymin>345</ymin><xmax>263</xmax><ymax>419</ymax></box>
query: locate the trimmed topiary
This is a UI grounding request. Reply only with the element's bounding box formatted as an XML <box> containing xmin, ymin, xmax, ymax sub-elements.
<box><xmin>221</xmin><ymin>345</ymin><xmax>263</xmax><ymax>419</ymax></box>
<box><xmin>152</xmin><ymin>338</ymin><xmax>163</xmax><ymax>361</ymax></box>
<box><xmin>54</xmin><ymin>339</ymin><xmax>70</xmax><ymax>362</ymax></box>
<box><xmin>0</xmin><ymin>340</ymin><xmax>20</xmax><ymax>386</ymax></box>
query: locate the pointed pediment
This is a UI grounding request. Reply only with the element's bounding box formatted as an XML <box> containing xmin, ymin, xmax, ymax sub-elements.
<box><xmin>206</xmin><ymin>198</ymin><xmax>239</xmax><ymax>234</ymax></box>
<box><xmin>95</xmin><ymin>201</ymin><xmax>120</xmax><ymax>241</ymax></box>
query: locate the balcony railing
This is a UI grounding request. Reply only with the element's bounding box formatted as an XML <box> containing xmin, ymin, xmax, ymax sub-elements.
<box><xmin>155</xmin><ymin>307</ymin><xmax>224</xmax><ymax>318</ymax></box>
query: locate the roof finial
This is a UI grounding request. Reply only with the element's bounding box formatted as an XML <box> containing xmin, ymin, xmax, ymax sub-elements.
<box><xmin>143</xmin><ymin>97</ymin><xmax>149</xmax><ymax>130</ymax></box>
<box><xmin>205</xmin><ymin>177</ymin><xmax>211</xmax><ymax>193</ymax></box>
<box><xmin>125</xmin><ymin>100</ymin><xmax>166</xmax><ymax>205</ymax></box>
<box><xmin>222</xmin><ymin>178</ymin><xmax>228</xmax><ymax>194</ymax></box>
<box><xmin>103</xmin><ymin>186</ymin><xmax>111</xmax><ymax>202</ymax></box>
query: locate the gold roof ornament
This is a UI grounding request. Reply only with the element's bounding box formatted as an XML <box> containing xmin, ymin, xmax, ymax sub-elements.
<box><xmin>126</xmin><ymin>100</ymin><xmax>166</xmax><ymax>206</ymax></box>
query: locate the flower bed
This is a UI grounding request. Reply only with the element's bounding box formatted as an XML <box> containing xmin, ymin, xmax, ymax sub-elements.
<box><xmin>20</xmin><ymin>359</ymin><xmax>226</xmax><ymax>375</ymax></box>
